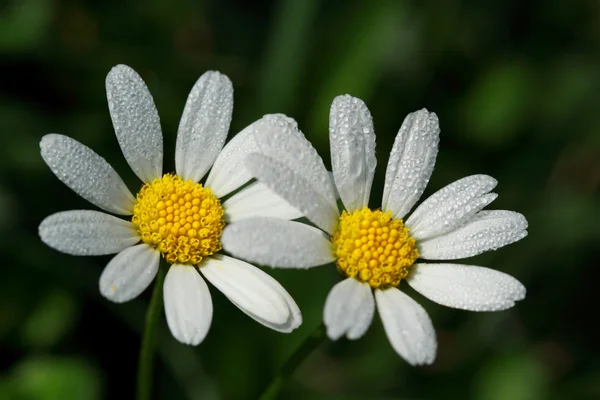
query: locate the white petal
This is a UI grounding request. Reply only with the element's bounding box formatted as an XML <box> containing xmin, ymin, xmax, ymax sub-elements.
<box><xmin>105</xmin><ymin>65</ymin><xmax>163</xmax><ymax>183</ymax></box>
<box><xmin>323</xmin><ymin>278</ymin><xmax>374</xmax><ymax>340</ymax></box>
<box><xmin>205</xmin><ymin>116</ymin><xmax>335</xmax><ymax>201</ymax></box>
<box><xmin>406</xmin><ymin>175</ymin><xmax>498</xmax><ymax>240</ymax></box>
<box><xmin>40</xmin><ymin>134</ymin><xmax>136</xmax><ymax>215</ymax></box>
<box><xmin>163</xmin><ymin>264</ymin><xmax>213</xmax><ymax>345</ymax></box>
<box><xmin>407</xmin><ymin>263</ymin><xmax>526</xmax><ymax>311</ymax></box>
<box><xmin>249</xmin><ymin>114</ymin><xmax>338</xmax><ymax>230</ymax></box>
<box><xmin>205</xmin><ymin>120</ymin><xmax>259</xmax><ymax>198</ymax></box>
<box><xmin>99</xmin><ymin>244</ymin><xmax>160</xmax><ymax>303</ymax></box>
<box><xmin>201</xmin><ymin>255</ymin><xmax>301</xmax><ymax>332</ymax></box>
<box><xmin>329</xmin><ymin>95</ymin><xmax>377</xmax><ymax>211</ymax></box>
<box><xmin>255</xmin><ymin>115</ymin><xmax>336</xmax><ymax>201</ymax></box>
<box><xmin>328</xmin><ymin>170</ymin><xmax>341</xmax><ymax>200</ymax></box>
<box><xmin>221</xmin><ymin>217</ymin><xmax>335</xmax><ymax>269</ymax></box>
<box><xmin>175</xmin><ymin>71</ymin><xmax>233</xmax><ymax>183</ymax></box>
<box><xmin>223</xmin><ymin>182</ymin><xmax>302</xmax><ymax>222</ymax></box>
<box><xmin>419</xmin><ymin>210</ymin><xmax>528</xmax><ymax>260</ymax></box>
<box><xmin>375</xmin><ymin>287</ymin><xmax>437</xmax><ymax>365</ymax></box>
<box><xmin>246</xmin><ymin>154</ymin><xmax>339</xmax><ymax>234</ymax></box>
<box><xmin>382</xmin><ymin>109</ymin><xmax>440</xmax><ymax>219</ymax></box>
<box><xmin>39</xmin><ymin>210</ymin><xmax>139</xmax><ymax>256</ymax></box>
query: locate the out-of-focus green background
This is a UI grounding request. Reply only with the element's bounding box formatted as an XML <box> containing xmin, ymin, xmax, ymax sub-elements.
<box><xmin>1</xmin><ymin>0</ymin><xmax>599</xmax><ymax>399</ymax></box>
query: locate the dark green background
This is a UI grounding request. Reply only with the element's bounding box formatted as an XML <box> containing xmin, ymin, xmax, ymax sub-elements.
<box><xmin>1</xmin><ymin>0</ymin><xmax>598</xmax><ymax>399</ymax></box>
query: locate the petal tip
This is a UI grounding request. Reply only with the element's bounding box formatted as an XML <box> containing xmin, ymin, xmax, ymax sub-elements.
<box><xmin>331</xmin><ymin>94</ymin><xmax>364</xmax><ymax>107</ymax></box>
<box><xmin>200</xmin><ymin>70</ymin><xmax>233</xmax><ymax>90</ymax></box>
<box><xmin>107</xmin><ymin>64</ymin><xmax>134</xmax><ymax>78</ymax></box>
<box><xmin>39</xmin><ymin>133</ymin><xmax>59</xmax><ymax>150</ymax></box>
<box><xmin>514</xmin><ymin>281</ymin><xmax>527</xmax><ymax>301</ymax></box>
<box><xmin>325</xmin><ymin>325</ymin><xmax>342</xmax><ymax>341</ymax></box>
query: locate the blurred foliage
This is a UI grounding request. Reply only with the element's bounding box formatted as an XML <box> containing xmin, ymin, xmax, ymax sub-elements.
<box><xmin>1</xmin><ymin>0</ymin><xmax>599</xmax><ymax>399</ymax></box>
<box><xmin>0</xmin><ymin>357</ymin><xmax>102</xmax><ymax>400</ymax></box>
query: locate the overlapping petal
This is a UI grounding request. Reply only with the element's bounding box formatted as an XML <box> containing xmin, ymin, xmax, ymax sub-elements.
<box><xmin>247</xmin><ymin>114</ymin><xmax>339</xmax><ymax>233</ymax></box>
<box><xmin>221</xmin><ymin>217</ymin><xmax>335</xmax><ymax>268</ymax></box>
<box><xmin>245</xmin><ymin>154</ymin><xmax>339</xmax><ymax>234</ymax></box>
<box><xmin>253</xmin><ymin>114</ymin><xmax>337</xmax><ymax>203</ymax></box>
<box><xmin>223</xmin><ymin>182</ymin><xmax>302</xmax><ymax>222</ymax></box>
<box><xmin>205</xmin><ymin>120</ymin><xmax>259</xmax><ymax>198</ymax></box>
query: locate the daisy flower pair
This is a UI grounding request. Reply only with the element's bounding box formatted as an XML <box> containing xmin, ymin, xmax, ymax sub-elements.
<box><xmin>39</xmin><ymin>65</ymin><xmax>302</xmax><ymax>345</ymax></box>
<box><xmin>221</xmin><ymin>95</ymin><xmax>528</xmax><ymax>365</ymax></box>
<box><xmin>40</xmin><ymin>66</ymin><xmax>527</xmax><ymax>365</ymax></box>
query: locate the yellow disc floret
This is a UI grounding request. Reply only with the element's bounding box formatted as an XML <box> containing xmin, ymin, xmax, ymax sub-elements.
<box><xmin>132</xmin><ymin>174</ymin><xmax>225</xmax><ymax>265</ymax></box>
<box><xmin>332</xmin><ymin>207</ymin><xmax>419</xmax><ymax>289</ymax></box>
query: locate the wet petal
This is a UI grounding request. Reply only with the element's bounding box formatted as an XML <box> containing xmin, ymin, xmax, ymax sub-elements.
<box><xmin>419</xmin><ymin>210</ymin><xmax>528</xmax><ymax>260</ymax></box>
<box><xmin>106</xmin><ymin>65</ymin><xmax>163</xmax><ymax>183</ymax></box>
<box><xmin>40</xmin><ymin>134</ymin><xmax>135</xmax><ymax>215</ymax></box>
<box><xmin>329</xmin><ymin>95</ymin><xmax>376</xmax><ymax>211</ymax></box>
<box><xmin>175</xmin><ymin>71</ymin><xmax>233</xmax><ymax>183</ymax></box>
<box><xmin>39</xmin><ymin>210</ymin><xmax>139</xmax><ymax>256</ymax></box>
<box><xmin>407</xmin><ymin>263</ymin><xmax>526</xmax><ymax>311</ymax></box>
<box><xmin>382</xmin><ymin>109</ymin><xmax>439</xmax><ymax>219</ymax></box>
<box><xmin>375</xmin><ymin>287</ymin><xmax>437</xmax><ymax>365</ymax></box>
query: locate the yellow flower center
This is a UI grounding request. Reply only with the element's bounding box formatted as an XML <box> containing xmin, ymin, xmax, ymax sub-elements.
<box><xmin>332</xmin><ymin>207</ymin><xmax>419</xmax><ymax>289</ymax></box>
<box><xmin>132</xmin><ymin>174</ymin><xmax>225</xmax><ymax>265</ymax></box>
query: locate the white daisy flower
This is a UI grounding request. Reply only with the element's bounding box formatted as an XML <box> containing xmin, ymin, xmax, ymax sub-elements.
<box><xmin>221</xmin><ymin>95</ymin><xmax>528</xmax><ymax>365</ymax></box>
<box><xmin>39</xmin><ymin>65</ymin><xmax>302</xmax><ymax>345</ymax></box>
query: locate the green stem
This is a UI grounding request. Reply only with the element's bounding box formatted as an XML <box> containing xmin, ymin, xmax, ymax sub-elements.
<box><xmin>136</xmin><ymin>264</ymin><xmax>167</xmax><ymax>400</ymax></box>
<box><xmin>259</xmin><ymin>323</ymin><xmax>328</xmax><ymax>400</ymax></box>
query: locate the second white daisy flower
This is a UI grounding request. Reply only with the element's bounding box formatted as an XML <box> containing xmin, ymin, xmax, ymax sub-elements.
<box><xmin>221</xmin><ymin>95</ymin><xmax>528</xmax><ymax>365</ymax></box>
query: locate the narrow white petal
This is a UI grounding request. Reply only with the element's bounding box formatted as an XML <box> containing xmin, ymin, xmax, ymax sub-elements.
<box><xmin>201</xmin><ymin>255</ymin><xmax>301</xmax><ymax>332</ymax></box>
<box><xmin>246</xmin><ymin>154</ymin><xmax>339</xmax><ymax>234</ymax></box>
<box><xmin>221</xmin><ymin>217</ymin><xmax>335</xmax><ymax>269</ymax></box>
<box><xmin>419</xmin><ymin>210</ymin><xmax>528</xmax><ymax>260</ymax></box>
<box><xmin>205</xmin><ymin>120</ymin><xmax>259</xmax><ymax>198</ymax></box>
<box><xmin>329</xmin><ymin>95</ymin><xmax>377</xmax><ymax>211</ymax></box>
<box><xmin>382</xmin><ymin>109</ymin><xmax>440</xmax><ymax>219</ymax></box>
<box><xmin>223</xmin><ymin>182</ymin><xmax>302</xmax><ymax>222</ymax></box>
<box><xmin>105</xmin><ymin>65</ymin><xmax>163</xmax><ymax>183</ymax></box>
<box><xmin>175</xmin><ymin>71</ymin><xmax>233</xmax><ymax>183</ymax></box>
<box><xmin>40</xmin><ymin>134</ymin><xmax>135</xmax><ymax>215</ymax></box>
<box><xmin>99</xmin><ymin>244</ymin><xmax>160</xmax><ymax>303</ymax></box>
<box><xmin>407</xmin><ymin>263</ymin><xmax>526</xmax><ymax>311</ymax></box>
<box><xmin>323</xmin><ymin>278</ymin><xmax>375</xmax><ymax>340</ymax></box>
<box><xmin>375</xmin><ymin>287</ymin><xmax>437</xmax><ymax>365</ymax></box>
<box><xmin>406</xmin><ymin>175</ymin><xmax>498</xmax><ymax>240</ymax></box>
<box><xmin>164</xmin><ymin>264</ymin><xmax>213</xmax><ymax>346</ymax></box>
<box><xmin>250</xmin><ymin>114</ymin><xmax>338</xmax><ymax>213</ymax></box>
<box><xmin>39</xmin><ymin>210</ymin><xmax>139</xmax><ymax>256</ymax></box>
